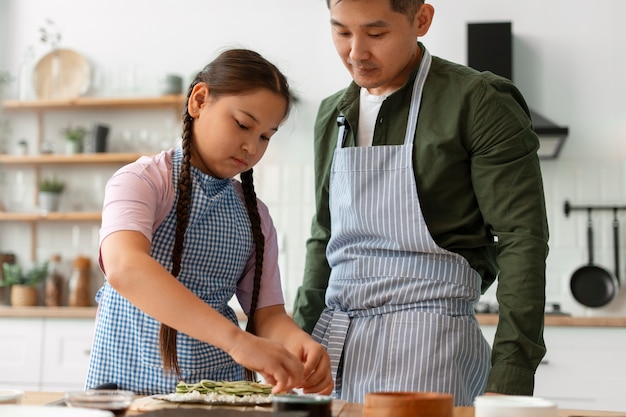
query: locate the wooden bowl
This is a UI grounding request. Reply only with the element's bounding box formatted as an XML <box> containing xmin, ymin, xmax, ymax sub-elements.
<box><xmin>364</xmin><ymin>391</ymin><xmax>453</xmax><ymax>417</ymax></box>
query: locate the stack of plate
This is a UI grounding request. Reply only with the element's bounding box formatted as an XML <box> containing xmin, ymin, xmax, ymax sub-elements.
<box><xmin>474</xmin><ymin>395</ymin><xmax>557</xmax><ymax>417</ymax></box>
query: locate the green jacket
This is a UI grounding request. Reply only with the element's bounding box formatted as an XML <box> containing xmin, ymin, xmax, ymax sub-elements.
<box><xmin>293</xmin><ymin>49</ymin><xmax>549</xmax><ymax>396</ymax></box>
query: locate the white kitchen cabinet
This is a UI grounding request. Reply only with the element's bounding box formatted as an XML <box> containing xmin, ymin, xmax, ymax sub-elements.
<box><xmin>40</xmin><ymin>318</ymin><xmax>94</xmax><ymax>391</ymax></box>
<box><xmin>0</xmin><ymin>316</ymin><xmax>95</xmax><ymax>391</ymax></box>
<box><xmin>0</xmin><ymin>318</ymin><xmax>43</xmax><ymax>390</ymax></box>
<box><xmin>480</xmin><ymin>324</ymin><xmax>626</xmax><ymax>412</ymax></box>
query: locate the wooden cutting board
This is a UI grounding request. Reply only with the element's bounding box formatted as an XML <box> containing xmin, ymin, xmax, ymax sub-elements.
<box><xmin>129</xmin><ymin>396</ymin><xmax>347</xmax><ymax>415</ymax></box>
<box><xmin>130</xmin><ymin>408</ymin><xmax>307</xmax><ymax>417</ymax></box>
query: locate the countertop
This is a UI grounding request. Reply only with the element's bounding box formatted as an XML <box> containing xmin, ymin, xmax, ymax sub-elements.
<box><xmin>18</xmin><ymin>392</ymin><xmax>626</xmax><ymax>416</ymax></box>
<box><xmin>476</xmin><ymin>313</ymin><xmax>626</xmax><ymax>327</ymax></box>
<box><xmin>2</xmin><ymin>307</ymin><xmax>626</xmax><ymax>327</ymax></box>
<box><xmin>0</xmin><ymin>306</ymin><xmax>98</xmax><ymax>318</ymax></box>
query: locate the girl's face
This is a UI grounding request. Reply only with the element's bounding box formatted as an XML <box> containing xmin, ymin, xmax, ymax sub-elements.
<box><xmin>189</xmin><ymin>84</ymin><xmax>287</xmax><ymax>179</ymax></box>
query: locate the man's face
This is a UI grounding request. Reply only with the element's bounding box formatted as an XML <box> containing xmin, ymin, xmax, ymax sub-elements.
<box><xmin>329</xmin><ymin>0</ymin><xmax>425</xmax><ymax>96</ymax></box>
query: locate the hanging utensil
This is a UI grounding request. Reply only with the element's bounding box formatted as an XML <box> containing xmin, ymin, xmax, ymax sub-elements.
<box><xmin>570</xmin><ymin>208</ymin><xmax>618</xmax><ymax>308</ymax></box>
<box><xmin>612</xmin><ymin>208</ymin><xmax>620</xmax><ymax>287</ymax></box>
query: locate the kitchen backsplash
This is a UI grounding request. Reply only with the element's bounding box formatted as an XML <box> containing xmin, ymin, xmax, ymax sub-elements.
<box><xmin>538</xmin><ymin>159</ymin><xmax>626</xmax><ymax>317</ymax></box>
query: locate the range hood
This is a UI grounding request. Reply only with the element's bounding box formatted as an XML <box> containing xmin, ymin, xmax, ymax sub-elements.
<box><xmin>467</xmin><ymin>22</ymin><xmax>569</xmax><ymax>159</ymax></box>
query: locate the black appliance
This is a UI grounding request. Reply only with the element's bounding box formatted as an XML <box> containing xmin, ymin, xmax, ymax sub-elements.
<box><xmin>467</xmin><ymin>22</ymin><xmax>569</xmax><ymax>159</ymax></box>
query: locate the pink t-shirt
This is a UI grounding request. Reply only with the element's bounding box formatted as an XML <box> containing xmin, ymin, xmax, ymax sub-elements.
<box><xmin>100</xmin><ymin>149</ymin><xmax>284</xmax><ymax>314</ymax></box>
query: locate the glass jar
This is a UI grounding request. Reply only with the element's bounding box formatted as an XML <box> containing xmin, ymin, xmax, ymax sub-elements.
<box><xmin>44</xmin><ymin>254</ymin><xmax>64</xmax><ymax>307</ymax></box>
<box><xmin>68</xmin><ymin>256</ymin><xmax>91</xmax><ymax>307</ymax></box>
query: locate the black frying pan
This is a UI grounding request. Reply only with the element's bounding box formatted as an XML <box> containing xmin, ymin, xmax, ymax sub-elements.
<box><xmin>570</xmin><ymin>209</ymin><xmax>619</xmax><ymax>308</ymax></box>
<box><xmin>612</xmin><ymin>208</ymin><xmax>621</xmax><ymax>288</ymax></box>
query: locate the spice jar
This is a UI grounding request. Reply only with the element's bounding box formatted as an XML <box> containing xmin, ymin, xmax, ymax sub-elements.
<box><xmin>68</xmin><ymin>256</ymin><xmax>91</xmax><ymax>307</ymax></box>
<box><xmin>44</xmin><ymin>254</ymin><xmax>64</xmax><ymax>307</ymax></box>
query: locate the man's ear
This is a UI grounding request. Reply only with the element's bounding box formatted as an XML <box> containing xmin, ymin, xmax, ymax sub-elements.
<box><xmin>414</xmin><ymin>4</ymin><xmax>434</xmax><ymax>37</ymax></box>
<box><xmin>187</xmin><ymin>82</ymin><xmax>209</xmax><ymax>118</ymax></box>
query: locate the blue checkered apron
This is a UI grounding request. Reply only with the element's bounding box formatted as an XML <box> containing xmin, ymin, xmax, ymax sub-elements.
<box><xmin>312</xmin><ymin>49</ymin><xmax>490</xmax><ymax>405</ymax></box>
<box><xmin>86</xmin><ymin>148</ymin><xmax>253</xmax><ymax>394</ymax></box>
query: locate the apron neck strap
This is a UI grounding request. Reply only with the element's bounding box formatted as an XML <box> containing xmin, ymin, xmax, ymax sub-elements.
<box><xmin>404</xmin><ymin>47</ymin><xmax>432</xmax><ymax>145</ymax></box>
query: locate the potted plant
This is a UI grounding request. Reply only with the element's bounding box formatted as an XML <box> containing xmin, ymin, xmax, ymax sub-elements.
<box><xmin>1</xmin><ymin>261</ymin><xmax>48</xmax><ymax>306</ymax></box>
<box><xmin>38</xmin><ymin>175</ymin><xmax>65</xmax><ymax>213</ymax></box>
<box><xmin>16</xmin><ymin>138</ymin><xmax>28</xmax><ymax>155</ymax></box>
<box><xmin>60</xmin><ymin>125</ymin><xmax>87</xmax><ymax>154</ymax></box>
<box><xmin>0</xmin><ymin>253</ymin><xmax>16</xmax><ymax>305</ymax></box>
<box><xmin>39</xmin><ymin>18</ymin><xmax>62</xmax><ymax>50</ymax></box>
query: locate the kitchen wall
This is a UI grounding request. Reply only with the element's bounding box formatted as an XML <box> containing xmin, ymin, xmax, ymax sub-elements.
<box><xmin>1</xmin><ymin>0</ymin><xmax>626</xmax><ymax>316</ymax></box>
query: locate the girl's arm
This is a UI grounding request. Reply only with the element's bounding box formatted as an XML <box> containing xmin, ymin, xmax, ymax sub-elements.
<box><xmin>254</xmin><ymin>305</ymin><xmax>333</xmax><ymax>395</ymax></box>
<box><xmin>100</xmin><ymin>230</ymin><xmax>305</xmax><ymax>393</ymax></box>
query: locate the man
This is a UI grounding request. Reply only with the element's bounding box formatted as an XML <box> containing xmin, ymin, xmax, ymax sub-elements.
<box><xmin>292</xmin><ymin>0</ymin><xmax>549</xmax><ymax>406</ymax></box>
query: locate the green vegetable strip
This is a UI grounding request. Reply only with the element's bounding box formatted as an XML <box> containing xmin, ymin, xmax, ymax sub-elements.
<box><xmin>175</xmin><ymin>380</ymin><xmax>272</xmax><ymax>397</ymax></box>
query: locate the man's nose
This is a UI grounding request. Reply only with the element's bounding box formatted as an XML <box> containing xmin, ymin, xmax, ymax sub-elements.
<box><xmin>349</xmin><ymin>36</ymin><xmax>369</xmax><ymax>62</ymax></box>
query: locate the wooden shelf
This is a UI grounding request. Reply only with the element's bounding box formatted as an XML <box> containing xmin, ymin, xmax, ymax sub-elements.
<box><xmin>1</xmin><ymin>94</ymin><xmax>186</xmax><ymax>111</ymax></box>
<box><xmin>0</xmin><ymin>95</ymin><xmax>173</xmax><ymax>261</ymax></box>
<box><xmin>0</xmin><ymin>211</ymin><xmax>101</xmax><ymax>222</ymax></box>
<box><xmin>0</xmin><ymin>152</ymin><xmax>146</xmax><ymax>165</ymax></box>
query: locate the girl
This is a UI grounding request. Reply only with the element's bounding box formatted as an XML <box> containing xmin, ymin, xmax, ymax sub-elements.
<box><xmin>86</xmin><ymin>49</ymin><xmax>333</xmax><ymax>396</ymax></box>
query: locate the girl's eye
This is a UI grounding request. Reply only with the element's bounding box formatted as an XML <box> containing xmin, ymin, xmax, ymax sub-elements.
<box><xmin>260</xmin><ymin>135</ymin><xmax>270</xmax><ymax>142</ymax></box>
<box><xmin>237</xmin><ymin>121</ymin><xmax>249</xmax><ymax>130</ymax></box>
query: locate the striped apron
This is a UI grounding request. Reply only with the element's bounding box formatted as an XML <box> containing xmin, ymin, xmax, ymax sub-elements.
<box><xmin>312</xmin><ymin>49</ymin><xmax>491</xmax><ymax>406</ymax></box>
<box><xmin>87</xmin><ymin>148</ymin><xmax>252</xmax><ymax>394</ymax></box>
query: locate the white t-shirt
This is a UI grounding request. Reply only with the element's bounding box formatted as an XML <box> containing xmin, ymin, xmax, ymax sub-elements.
<box><xmin>358</xmin><ymin>88</ymin><xmax>388</xmax><ymax>147</ymax></box>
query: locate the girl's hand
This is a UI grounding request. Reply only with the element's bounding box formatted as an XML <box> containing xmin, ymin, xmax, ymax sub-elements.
<box><xmin>226</xmin><ymin>331</ymin><xmax>305</xmax><ymax>394</ymax></box>
<box><xmin>250</xmin><ymin>305</ymin><xmax>333</xmax><ymax>395</ymax></box>
<box><xmin>287</xmin><ymin>335</ymin><xmax>334</xmax><ymax>395</ymax></box>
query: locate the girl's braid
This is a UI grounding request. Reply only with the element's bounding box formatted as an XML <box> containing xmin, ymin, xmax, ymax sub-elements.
<box><xmin>159</xmin><ymin>108</ymin><xmax>194</xmax><ymax>378</ymax></box>
<box><xmin>240</xmin><ymin>168</ymin><xmax>264</xmax><ymax>381</ymax></box>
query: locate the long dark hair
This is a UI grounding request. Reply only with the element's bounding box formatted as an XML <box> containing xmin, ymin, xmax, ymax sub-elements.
<box><xmin>160</xmin><ymin>48</ymin><xmax>292</xmax><ymax>379</ymax></box>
